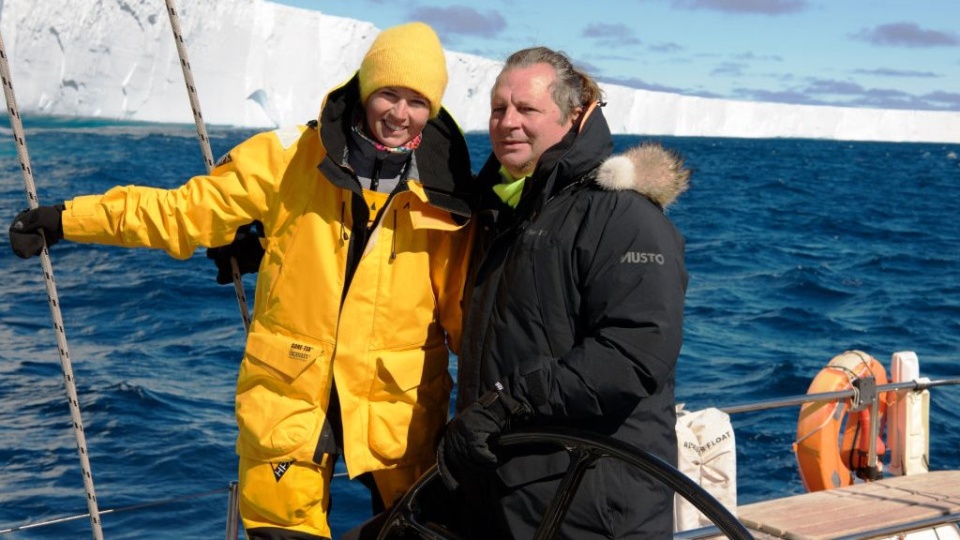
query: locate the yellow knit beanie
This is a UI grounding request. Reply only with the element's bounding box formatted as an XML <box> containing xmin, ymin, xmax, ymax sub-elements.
<box><xmin>359</xmin><ymin>22</ymin><xmax>448</xmax><ymax>118</ymax></box>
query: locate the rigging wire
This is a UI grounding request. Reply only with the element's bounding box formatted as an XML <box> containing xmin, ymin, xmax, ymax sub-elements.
<box><xmin>165</xmin><ymin>0</ymin><xmax>252</xmax><ymax>333</ymax></box>
<box><xmin>0</xmin><ymin>487</ymin><xmax>232</xmax><ymax>536</ymax></box>
<box><xmin>164</xmin><ymin>4</ymin><xmax>252</xmax><ymax>536</ymax></box>
<box><xmin>0</xmin><ymin>31</ymin><xmax>104</xmax><ymax>540</ymax></box>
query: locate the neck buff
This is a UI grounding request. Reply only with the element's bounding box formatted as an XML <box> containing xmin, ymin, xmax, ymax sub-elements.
<box><xmin>493</xmin><ymin>165</ymin><xmax>526</xmax><ymax>208</ymax></box>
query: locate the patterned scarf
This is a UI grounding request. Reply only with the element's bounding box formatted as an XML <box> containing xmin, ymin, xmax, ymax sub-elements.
<box><xmin>353</xmin><ymin>120</ymin><xmax>423</xmax><ymax>154</ymax></box>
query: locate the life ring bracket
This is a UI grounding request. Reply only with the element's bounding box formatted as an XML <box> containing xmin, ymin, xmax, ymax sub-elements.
<box><xmin>850</xmin><ymin>375</ymin><xmax>878</xmax><ymax>412</ymax></box>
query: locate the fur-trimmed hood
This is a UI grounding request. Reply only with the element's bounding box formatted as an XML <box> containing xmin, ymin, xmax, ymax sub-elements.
<box><xmin>595</xmin><ymin>143</ymin><xmax>690</xmax><ymax>209</ymax></box>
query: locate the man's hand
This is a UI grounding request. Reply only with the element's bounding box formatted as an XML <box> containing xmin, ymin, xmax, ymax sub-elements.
<box><xmin>437</xmin><ymin>383</ymin><xmax>531</xmax><ymax>491</ymax></box>
<box><xmin>9</xmin><ymin>205</ymin><xmax>64</xmax><ymax>259</ymax></box>
<box><xmin>206</xmin><ymin>221</ymin><xmax>265</xmax><ymax>285</ymax></box>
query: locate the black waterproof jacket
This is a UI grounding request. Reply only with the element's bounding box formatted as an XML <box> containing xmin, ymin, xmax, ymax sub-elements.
<box><xmin>456</xmin><ymin>105</ymin><xmax>690</xmax><ymax>538</ymax></box>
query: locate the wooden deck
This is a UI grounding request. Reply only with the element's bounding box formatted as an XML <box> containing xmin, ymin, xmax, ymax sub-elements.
<box><xmin>735</xmin><ymin>471</ymin><xmax>960</xmax><ymax>539</ymax></box>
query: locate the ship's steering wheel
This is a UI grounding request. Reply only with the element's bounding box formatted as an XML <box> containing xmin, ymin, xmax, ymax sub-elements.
<box><xmin>373</xmin><ymin>427</ymin><xmax>753</xmax><ymax>539</ymax></box>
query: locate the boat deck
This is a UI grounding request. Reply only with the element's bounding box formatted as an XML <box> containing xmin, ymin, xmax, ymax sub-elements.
<box><xmin>735</xmin><ymin>470</ymin><xmax>960</xmax><ymax>539</ymax></box>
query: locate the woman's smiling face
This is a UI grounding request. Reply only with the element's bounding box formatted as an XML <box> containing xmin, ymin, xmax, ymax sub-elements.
<box><xmin>364</xmin><ymin>86</ymin><xmax>431</xmax><ymax>147</ymax></box>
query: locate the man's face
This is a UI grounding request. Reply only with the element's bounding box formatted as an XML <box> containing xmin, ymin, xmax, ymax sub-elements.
<box><xmin>489</xmin><ymin>63</ymin><xmax>575</xmax><ymax>178</ymax></box>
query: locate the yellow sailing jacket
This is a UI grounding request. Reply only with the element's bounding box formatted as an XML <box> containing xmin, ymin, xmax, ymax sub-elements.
<box><xmin>61</xmin><ymin>75</ymin><xmax>475</xmax><ymax>477</ymax></box>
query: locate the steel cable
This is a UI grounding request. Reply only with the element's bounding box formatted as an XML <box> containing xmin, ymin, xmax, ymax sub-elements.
<box><xmin>165</xmin><ymin>0</ymin><xmax>252</xmax><ymax>332</ymax></box>
<box><xmin>0</xmin><ymin>30</ymin><xmax>104</xmax><ymax>540</ymax></box>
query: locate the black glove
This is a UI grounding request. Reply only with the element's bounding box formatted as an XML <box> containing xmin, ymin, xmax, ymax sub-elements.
<box><xmin>206</xmin><ymin>221</ymin><xmax>265</xmax><ymax>285</ymax></box>
<box><xmin>9</xmin><ymin>204</ymin><xmax>65</xmax><ymax>259</ymax></box>
<box><xmin>438</xmin><ymin>382</ymin><xmax>532</xmax><ymax>491</ymax></box>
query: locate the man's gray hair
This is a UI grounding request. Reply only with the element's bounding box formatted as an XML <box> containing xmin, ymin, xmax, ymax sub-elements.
<box><xmin>496</xmin><ymin>46</ymin><xmax>604</xmax><ymax>123</ymax></box>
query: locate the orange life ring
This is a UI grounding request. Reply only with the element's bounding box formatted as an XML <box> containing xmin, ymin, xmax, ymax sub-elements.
<box><xmin>794</xmin><ymin>350</ymin><xmax>890</xmax><ymax>492</ymax></box>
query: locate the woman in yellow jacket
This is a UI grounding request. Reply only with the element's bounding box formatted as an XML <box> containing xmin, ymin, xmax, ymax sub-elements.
<box><xmin>8</xmin><ymin>22</ymin><xmax>474</xmax><ymax>540</ymax></box>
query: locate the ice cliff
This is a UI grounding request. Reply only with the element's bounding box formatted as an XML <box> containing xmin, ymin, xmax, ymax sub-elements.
<box><xmin>1</xmin><ymin>0</ymin><xmax>958</xmax><ymax>143</ymax></box>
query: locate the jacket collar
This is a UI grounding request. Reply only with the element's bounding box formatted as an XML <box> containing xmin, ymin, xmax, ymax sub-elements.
<box><xmin>533</xmin><ymin>100</ymin><xmax>613</xmax><ymax>194</ymax></box>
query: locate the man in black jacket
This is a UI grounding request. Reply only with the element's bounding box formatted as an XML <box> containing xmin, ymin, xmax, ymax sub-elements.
<box><xmin>438</xmin><ymin>46</ymin><xmax>691</xmax><ymax>538</ymax></box>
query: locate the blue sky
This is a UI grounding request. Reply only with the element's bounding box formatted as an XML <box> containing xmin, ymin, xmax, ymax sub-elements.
<box><xmin>271</xmin><ymin>0</ymin><xmax>960</xmax><ymax>112</ymax></box>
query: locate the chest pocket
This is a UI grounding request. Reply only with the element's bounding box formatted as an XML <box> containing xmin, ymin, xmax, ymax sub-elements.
<box><xmin>502</xmin><ymin>225</ymin><xmax>578</xmax><ymax>359</ymax></box>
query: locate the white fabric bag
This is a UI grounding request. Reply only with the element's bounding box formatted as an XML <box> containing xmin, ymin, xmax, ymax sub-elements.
<box><xmin>674</xmin><ymin>405</ymin><xmax>737</xmax><ymax>532</ymax></box>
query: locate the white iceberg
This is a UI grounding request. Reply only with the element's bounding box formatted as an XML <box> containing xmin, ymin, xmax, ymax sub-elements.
<box><xmin>1</xmin><ymin>0</ymin><xmax>958</xmax><ymax>143</ymax></box>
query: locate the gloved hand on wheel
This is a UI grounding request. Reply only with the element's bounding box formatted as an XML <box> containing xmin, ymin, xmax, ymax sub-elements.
<box><xmin>437</xmin><ymin>382</ymin><xmax>532</xmax><ymax>491</ymax></box>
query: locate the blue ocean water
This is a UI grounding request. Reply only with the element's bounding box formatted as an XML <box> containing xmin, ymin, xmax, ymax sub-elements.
<box><xmin>1</xmin><ymin>117</ymin><xmax>958</xmax><ymax>538</ymax></box>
